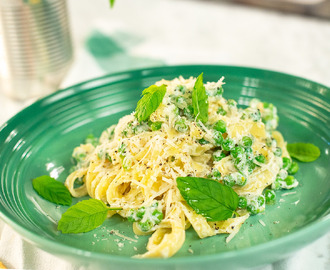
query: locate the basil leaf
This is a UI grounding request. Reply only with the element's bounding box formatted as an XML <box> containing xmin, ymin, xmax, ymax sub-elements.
<box><xmin>109</xmin><ymin>0</ymin><xmax>115</xmax><ymax>7</ymax></box>
<box><xmin>32</xmin><ymin>175</ymin><xmax>72</xmax><ymax>206</ymax></box>
<box><xmin>287</xmin><ymin>142</ymin><xmax>320</xmax><ymax>162</ymax></box>
<box><xmin>58</xmin><ymin>199</ymin><xmax>109</xmax><ymax>233</ymax></box>
<box><xmin>135</xmin><ymin>85</ymin><xmax>167</xmax><ymax>122</ymax></box>
<box><xmin>192</xmin><ymin>73</ymin><xmax>208</xmax><ymax>123</ymax></box>
<box><xmin>176</xmin><ymin>177</ymin><xmax>239</xmax><ymax>221</ymax></box>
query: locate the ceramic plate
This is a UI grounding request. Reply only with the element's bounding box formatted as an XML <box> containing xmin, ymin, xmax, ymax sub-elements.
<box><xmin>0</xmin><ymin>65</ymin><xmax>329</xmax><ymax>270</ymax></box>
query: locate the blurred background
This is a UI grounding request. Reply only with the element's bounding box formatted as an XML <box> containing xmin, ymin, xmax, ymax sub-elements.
<box><xmin>1</xmin><ymin>0</ymin><xmax>330</xmax><ymax>122</ymax></box>
<box><xmin>0</xmin><ymin>0</ymin><xmax>329</xmax><ymax>269</ymax></box>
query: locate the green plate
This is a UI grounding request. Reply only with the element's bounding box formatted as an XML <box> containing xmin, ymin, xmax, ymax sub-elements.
<box><xmin>0</xmin><ymin>65</ymin><xmax>329</xmax><ymax>270</ymax></box>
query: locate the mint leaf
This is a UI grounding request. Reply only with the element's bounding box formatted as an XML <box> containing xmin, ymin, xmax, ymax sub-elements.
<box><xmin>58</xmin><ymin>199</ymin><xmax>121</xmax><ymax>233</ymax></box>
<box><xmin>135</xmin><ymin>85</ymin><xmax>167</xmax><ymax>122</ymax></box>
<box><xmin>176</xmin><ymin>177</ymin><xmax>239</xmax><ymax>221</ymax></box>
<box><xmin>192</xmin><ymin>73</ymin><xmax>208</xmax><ymax>123</ymax></box>
<box><xmin>32</xmin><ymin>175</ymin><xmax>72</xmax><ymax>206</ymax></box>
<box><xmin>287</xmin><ymin>143</ymin><xmax>320</xmax><ymax>162</ymax></box>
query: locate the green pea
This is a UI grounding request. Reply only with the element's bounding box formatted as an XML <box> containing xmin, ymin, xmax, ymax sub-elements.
<box><xmin>149</xmin><ymin>121</ymin><xmax>162</xmax><ymax>131</ymax></box>
<box><xmin>238</xmin><ymin>196</ymin><xmax>247</xmax><ymax>208</ymax></box>
<box><xmin>209</xmin><ymin>169</ymin><xmax>222</xmax><ymax>180</ymax></box>
<box><xmin>138</xmin><ymin>220</ymin><xmax>153</xmax><ymax>232</ymax></box>
<box><xmin>214</xmin><ymin>131</ymin><xmax>224</xmax><ymax>146</ymax></box>
<box><xmin>223</xmin><ymin>172</ymin><xmax>246</xmax><ymax>186</ymax></box>
<box><xmin>175</xmin><ymin>118</ymin><xmax>188</xmax><ymax>132</ymax></box>
<box><xmin>247</xmin><ymin>160</ymin><xmax>256</xmax><ymax>174</ymax></box>
<box><xmin>242</xmin><ymin>136</ymin><xmax>253</xmax><ymax>148</ymax></box>
<box><xmin>257</xmin><ymin>195</ymin><xmax>265</xmax><ymax>207</ymax></box>
<box><xmin>222</xmin><ymin>138</ymin><xmax>235</xmax><ymax>151</ymax></box>
<box><xmin>272</xmin><ymin>178</ymin><xmax>282</xmax><ymax>190</ymax></box>
<box><xmin>234</xmin><ymin>158</ymin><xmax>247</xmax><ymax>174</ymax></box>
<box><xmin>127</xmin><ymin>216</ymin><xmax>135</xmax><ymax>223</ymax></box>
<box><xmin>274</xmin><ymin>147</ymin><xmax>282</xmax><ymax>157</ymax></box>
<box><xmin>282</xmin><ymin>157</ymin><xmax>291</xmax><ymax>170</ymax></box>
<box><xmin>235</xmin><ymin>173</ymin><xmax>247</xmax><ymax>186</ymax></box>
<box><xmin>222</xmin><ymin>175</ymin><xmax>235</xmax><ymax>187</ymax></box>
<box><xmin>265</xmin><ymin>189</ymin><xmax>276</xmax><ymax>204</ymax></box>
<box><xmin>231</xmin><ymin>146</ymin><xmax>245</xmax><ymax>159</ymax></box>
<box><xmin>127</xmin><ymin>209</ymin><xmax>139</xmax><ymax>222</ymax></box>
<box><xmin>276</xmin><ymin>170</ymin><xmax>288</xmax><ymax>180</ymax></box>
<box><xmin>284</xmin><ymin>175</ymin><xmax>295</xmax><ymax>186</ymax></box>
<box><xmin>152</xmin><ymin>209</ymin><xmax>163</xmax><ymax>224</ymax></box>
<box><xmin>214</xmin><ymin>120</ymin><xmax>227</xmax><ymax>133</ymax></box>
<box><xmin>255</xmin><ymin>154</ymin><xmax>266</xmax><ymax>163</ymax></box>
<box><xmin>198</xmin><ymin>138</ymin><xmax>209</xmax><ymax>145</ymax></box>
<box><xmin>247</xmin><ymin>204</ymin><xmax>259</xmax><ymax>215</ymax></box>
<box><xmin>288</xmin><ymin>162</ymin><xmax>299</xmax><ymax>175</ymax></box>
<box><xmin>213</xmin><ymin>151</ymin><xmax>226</xmax><ymax>162</ymax></box>
<box><xmin>127</xmin><ymin>207</ymin><xmax>145</xmax><ymax>222</ymax></box>
<box><xmin>247</xmin><ymin>199</ymin><xmax>265</xmax><ymax>215</ymax></box>
<box><xmin>217</xmin><ymin>107</ymin><xmax>227</xmax><ymax>116</ymax></box>
<box><xmin>136</xmin><ymin>207</ymin><xmax>145</xmax><ymax>220</ymax></box>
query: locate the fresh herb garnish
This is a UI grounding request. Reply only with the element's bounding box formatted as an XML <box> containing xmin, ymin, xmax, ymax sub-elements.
<box><xmin>135</xmin><ymin>85</ymin><xmax>167</xmax><ymax>122</ymax></box>
<box><xmin>287</xmin><ymin>142</ymin><xmax>320</xmax><ymax>162</ymax></box>
<box><xmin>32</xmin><ymin>175</ymin><xmax>72</xmax><ymax>206</ymax></box>
<box><xmin>58</xmin><ymin>199</ymin><xmax>122</xmax><ymax>234</ymax></box>
<box><xmin>109</xmin><ymin>0</ymin><xmax>115</xmax><ymax>8</ymax></box>
<box><xmin>192</xmin><ymin>73</ymin><xmax>208</xmax><ymax>123</ymax></box>
<box><xmin>176</xmin><ymin>177</ymin><xmax>239</xmax><ymax>221</ymax></box>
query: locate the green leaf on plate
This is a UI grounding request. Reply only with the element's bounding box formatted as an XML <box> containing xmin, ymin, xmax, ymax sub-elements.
<box><xmin>58</xmin><ymin>199</ymin><xmax>112</xmax><ymax>234</ymax></box>
<box><xmin>176</xmin><ymin>176</ymin><xmax>239</xmax><ymax>221</ymax></box>
<box><xmin>135</xmin><ymin>84</ymin><xmax>167</xmax><ymax>122</ymax></box>
<box><xmin>192</xmin><ymin>73</ymin><xmax>208</xmax><ymax>123</ymax></box>
<box><xmin>287</xmin><ymin>142</ymin><xmax>321</xmax><ymax>162</ymax></box>
<box><xmin>32</xmin><ymin>175</ymin><xmax>72</xmax><ymax>206</ymax></box>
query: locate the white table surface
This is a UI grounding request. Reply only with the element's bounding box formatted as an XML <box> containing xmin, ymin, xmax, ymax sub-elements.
<box><xmin>0</xmin><ymin>0</ymin><xmax>329</xmax><ymax>269</ymax></box>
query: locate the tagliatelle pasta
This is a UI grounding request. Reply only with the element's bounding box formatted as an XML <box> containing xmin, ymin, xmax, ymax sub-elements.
<box><xmin>65</xmin><ymin>75</ymin><xmax>298</xmax><ymax>258</ymax></box>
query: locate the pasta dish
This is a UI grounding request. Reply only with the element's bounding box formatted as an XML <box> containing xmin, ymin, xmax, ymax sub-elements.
<box><xmin>64</xmin><ymin>74</ymin><xmax>298</xmax><ymax>258</ymax></box>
